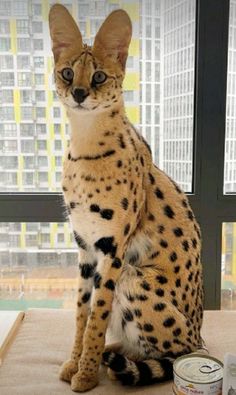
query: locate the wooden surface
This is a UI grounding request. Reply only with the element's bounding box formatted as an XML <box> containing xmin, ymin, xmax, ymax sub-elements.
<box><xmin>0</xmin><ymin>310</ymin><xmax>25</xmax><ymax>365</ymax></box>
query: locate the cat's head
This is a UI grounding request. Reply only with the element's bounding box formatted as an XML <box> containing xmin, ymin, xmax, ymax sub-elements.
<box><xmin>49</xmin><ymin>4</ymin><xmax>132</xmax><ymax>114</ymax></box>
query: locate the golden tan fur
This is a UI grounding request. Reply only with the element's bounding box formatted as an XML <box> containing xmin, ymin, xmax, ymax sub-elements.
<box><xmin>49</xmin><ymin>4</ymin><xmax>203</xmax><ymax>392</ymax></box>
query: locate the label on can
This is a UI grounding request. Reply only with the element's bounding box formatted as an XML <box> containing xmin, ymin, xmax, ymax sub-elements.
<box><xmin>173</xmin><ymin>353</ymin><xmax>223</xmax><ymax>395</ymax></box>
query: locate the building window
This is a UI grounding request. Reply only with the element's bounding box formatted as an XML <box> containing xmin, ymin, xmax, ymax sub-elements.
<box><xmin>17</xmin><ymin>38</ymin><xmax>31</xmax><ymax>52</ymax></box>
<box><xmin>0</xmin><ymin>38</ymin><xmax>11</xmax><ymax>51</ymax></box>
<box><xmin>18</xmin><ymin>72</ymin><xmax>32</xmax><ymax>86</ymax></box>
<box><xmin>34</xmin><ymin>56</ymin><xmax>44</xmax><ymax>68</ymax></box>
<box><xmin>0</xmin><ymin>20</ymin><xmax>10</xmax><ymax>34</ymax></box>
<box><xmin>32</xmin><ymin>21</ymin><xmax>43</xmax><ymax>33</ymax></box>
<box><xmin>16</xmin><ymin>20</ymin><xmax>29</xmax><ymax>34</ymax></box>
<box><xmin>0</xmin><ymin>55</ymin><xmax>13</xmax><ymax>69</ymax></box>
<box><xmin>17</xmin><ymin>55</ymin><xmax>30</xmax><ymax>69</ymax></box>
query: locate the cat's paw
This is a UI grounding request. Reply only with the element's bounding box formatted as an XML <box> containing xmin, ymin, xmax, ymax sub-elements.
<box><xmin>59</xmin><ymin>359</ymin><xmax>78</xmax><ymax>383</ymax></box>
<box><xmin>71</xmin><ymin>371</ymin><xmax>98</xmax><ymax>392</ymax></box>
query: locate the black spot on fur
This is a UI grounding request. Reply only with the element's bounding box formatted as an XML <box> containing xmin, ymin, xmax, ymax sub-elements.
<box><xmin>95</xmin><ymin>237</ymin><xmax>117</xmax><ymax>257</ymax></box>
<box><xmin>103</xmin><ymin>351</ymin><xmax>126</xmax><ymax>372</ymax></box>
<box><xmin>156</xmin><ymin>275</ymin><xmax>168</xmax><ymax>284</ymax></box>
<box><xmin>154</xmin><ymin>303</ymin><xmax>166</xmax><ymax>311</ymax></box>
<box><xmin>90</xmin><ymin>204</ymin><xmax>100</xmax><ymax>212</ymax></box>
<box><xmin>94</xmin><ymin>272</ymin><xmax>102</xmax><ymax>288</ymax></box>
<box><xmin>136</xmin><ymin>294</ymin><xmax>148</xmax><ymax>301</ymax></box>
<box><xmin>112</xmin><ymin>257</ymin><xmax>122</xmax><ymax>269</ymax></box>
<box><xmin>170</xmin><ymin>252</ymin><xmax>177</xmax><ymax>262</ymax></box>
<box><xmin>186</xmin><ymin>259</ymin><xmax>192</xmax><ymax>269</ymax></box>
<box><xmin>150</xmin><ymin>250</ymin><xmax>160</xmax><ymax>259</ymax></box>
<box><xmin>155</xmin><ymin>187</ymin><xmax>164</xmax><ymax>199</ymax></box>
<box><xmin>143</xmin><ymin>323</ymin><xmax>154</xmax><ymax>332</ymax></box>
<box><xmin>163</xmin><ymin>341</ymin><xmax>171</xmax><ymax>350</ymax></box>
<box><xmin>158</xmin><ymin>225</ymin><xmax>165</xmax><ymax>234</ymax></box>
<box><xmin>174</xmin><ymin>266</ymin><xmax>180</xmax><ymax>274</ymax></box>
<box><xmin>175</xmin><ymin>278</ymin><xmax>181</xmax><ymax>287</ymax></box>
<box><xmin>140</xmin><ymin>281</ymin><xmax>151</xmax><ymax>291</ymax></box>
<box><xmin>70</xmin><ymin>202</ymin><xmax>76</xmax><ymax>209</ymax></box>
<box><xmin>188</xmin><ymin>210</ymin><xmax>194</xmax><ymax>220</ymax></box>
<box><xmin>118</xmin><ymin>133</ymin><xmax>126</xmax><ymax>148</ymax></box>
<box><xmin>82</xmin><ymin>292</ymin><xmax>91</xmax><ymax>303</ymax></box>
<box><xmin>148</xmin><ymin>173</ymin><xmax>155</xmax><ymax>184</ymax></box>
<box><xmin>146</xmin><ymin>336</ymin><xmax>158</xmax><ymax>345</ymax></box>
<box><xmin>124</xmin><ymin>223</ymin><xmax>130</xmax><ymax>235</ymax></box>
<box><xmin>117</xmin><ymin>160</ymin><xmax>123</xmax><ymax>168</ymax></box>
<box><xmin>121</xmin><ymin>197</ymin><xmax>128</xmax><ymax>210</ymax></box>
<box><xmin>104</xmin><ymin>279</ymin><xmax>115</xmax><ymax>291</ymax></box>
<box><xmin>182</xmin><ymin>240</ymin><xmax>189</xmax><ymax>251</ymax></box>
<box><xmin>163</xmin><ymin>317</ymin><xmax>176</xmax><ymax>327</ymax></box>
<box><xmin>101</xmin><ymin>310</ymin><xmax>109</xmax><ymax>320</ymax></box>
<box><xmin>173</xmin><ymin>227</ymin><xmax>183</xmax><ymax>237</ymax></box>
<box><xmin>97</xmin><ymin>299</ymin><xmax>105</xmax><ymax>307</ymax></box>
<box><xmin>100</xmin><ymin>209</ymin><xmax>114</xmax><ymax>220</ymax></box>
<box><xmin>173</xmin><ymin>328</ymin><xmax>182</xmax><ymax>337</ymax></box>
<box><xmin>73</xmin><ymin>231</ymin><xmax>87</xmax><ymax>250</ymax></box>
<box><xmin>155</xmin><ymin>288</ymin><xmax>165</xmax><ymax>297</ymax></box>
<box><xmin>123</xmin><ymin>309</ymin><xmax>134</xmax><ymax>322</ymax></box>
<box><xmin>160</xmin><ymin>239</ymin><xmax>168</xmax><ymax>248</ymax></box>
<box><xmin>79</xmin><ymin>264</ymin><xmax>94</xmax><ymax>279</ymax></box>
<box><xmin>164</xmin><ymin>205</ymin><xmax>175</xmax><ymax>219</ymax></box>
<box><xmin>134</xmin><ymin>309</ymin><xmax>142</xmax><ymax>317</ymax></box>
<box><xmin>133</xmin><ymin>200</ymin><xmax>137</xmax><ymax>213</ymax></box>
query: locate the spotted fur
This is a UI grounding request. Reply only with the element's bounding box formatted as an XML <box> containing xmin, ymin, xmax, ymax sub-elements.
<box><xmin>49</xmin><ymin>5</ymin><xmax>204</xmax><ymax>392</ymax></box>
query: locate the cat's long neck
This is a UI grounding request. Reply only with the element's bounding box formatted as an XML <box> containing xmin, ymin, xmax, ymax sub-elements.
<box><xmin>67</xmin><ymin>101</ymin><xmax>127</xmax><ymax>158</ymax></box>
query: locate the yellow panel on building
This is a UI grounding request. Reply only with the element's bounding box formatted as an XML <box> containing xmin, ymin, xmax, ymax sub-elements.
<box><xmin>20</xmin><ymin>223</ymin><xmax>26</xmax><ymax>248</ymax></box>
<box><xmin>86</xmin><ymin>19</ymin><xmax>91</xmax><ymax>38</ymax></box>
<box><xmin>10</xmin><ymin>19</ymin><xmax>17</xmax><ymax>54</ymax></box>
<box><xmin>233</xmin><ymin>223</ymin><xmax>236</xmax><ymax>276</ymax></box>
<box><xmin>123</xmin><ymin>72</ymin><xmax>139</xmax><ymax>90</ymax></box>
<box><xmin>13</xmin><ymin>90</ymin><xmax>21</xmax><ymax>123</ymax></box>
<box><xmin>125</xmin><ymin>106</ymin><xmax>139</xmax><ymax>124</ymax></box>
<box><xmin>42</xmin><ymin>0</ymin><xmax>50</xmax><ymax>21</ymax></box>
<box><xmin>50</xmin><ymin>223</ymin><xmax>58</xmax><ymax>248</ymax></box>
<box><xmin>129</xmin><ymin>38</ymin><xmax>139</xmax><ymax>56</ymax></box>
<box><xmin>121</xmin><ymin>3</ymin><xmax>139</xmax><ymax>21</ymax></box>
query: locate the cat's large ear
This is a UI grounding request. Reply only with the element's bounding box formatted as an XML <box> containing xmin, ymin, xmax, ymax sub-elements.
<box><xmin>49</xmin><ymin>4</ymin><xmax>83</xmax><ymax>63</ymax></box>
<box><xmin>93</xmin><ymin>10</ymin><xmax>132</xmax><ymax>70</ymax></box>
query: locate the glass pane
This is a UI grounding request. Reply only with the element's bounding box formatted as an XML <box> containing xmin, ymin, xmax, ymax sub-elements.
<box><xmin>0</xmin><ymin>222</ymin><xmax>77</xmax><ymax>310</ymax></box>
<box><xmin>224</xmin><ymin>0</ymin><xmax>236</xmax><ymax>193</ymax></box>
<box><xmin>0</xmin><ymin>0</ymin><xmax>195</xmax><ymax>193</ymax></box>
<box><xmin>221</xmin><ymin>223</ymin><xmax>236</xmax><ymax>309</ymax></box>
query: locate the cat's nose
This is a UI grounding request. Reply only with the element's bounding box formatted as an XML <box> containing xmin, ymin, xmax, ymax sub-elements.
<box><xmin>72</xmin><ymin>87</ymin><xmax>89</xmax><ymax>104</ymax></box>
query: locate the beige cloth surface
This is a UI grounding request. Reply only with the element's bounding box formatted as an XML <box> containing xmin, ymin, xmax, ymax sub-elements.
<box><xmin>0</xmin><ymin>309</ymin><xmax>235</xmax><ymax>395</ymax></box>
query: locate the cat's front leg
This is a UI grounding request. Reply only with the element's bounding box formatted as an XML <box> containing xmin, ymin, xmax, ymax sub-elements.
<box><xmin>71</xmin><ymin>247</ymin><xmax>124</xmax><ymax>392</ymax></box>
<box><xmin>60</xmin><ymin>249</ymin><xmax>96</xmax><ymax>383</ymax></box>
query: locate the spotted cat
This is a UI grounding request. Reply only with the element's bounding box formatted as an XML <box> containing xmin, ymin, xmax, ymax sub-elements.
<box><xmin>49</xmin><ymin>4</ymin><xmax>204</xmax><ymax>392</ymax></box>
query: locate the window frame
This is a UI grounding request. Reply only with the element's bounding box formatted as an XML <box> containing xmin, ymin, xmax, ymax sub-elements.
<box><xmin>0</xmin><ymin>0</ymin><xmax>232</xmax><ymax>309</ymax></box>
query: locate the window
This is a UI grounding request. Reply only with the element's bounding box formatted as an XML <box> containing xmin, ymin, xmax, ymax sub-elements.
<box><xmin>34</xmin><ymin>56</ymin><xmax>44</xmax><ymax>68</ymax></box>
<box><xmin>17</xmin><ymin>55</ymin><xmax>30</xmax><ymax>69</ymax></box>
<box><xmin>0</xmin><ymin>20</ymin><xmax>10</xmax><ymax>34</ymax></box>
<box><xmin>16</xmin><ymin>20</ymin><xmax>29</xmax><ymax>34</ymax></box>
<box><xmin>0</xmin><ymin>0</ymin><xmax>232</xmax><ymax>311</ymax></box>
<box><xmin>20</xmin><ymin>90</ymin><xmax>32</xmax><ymax>103</ymax></box>
<box><xmin>35</xmin><ymin>91</ymin><xmax>45</xmax><ymax>101</ymax></box>
<box><xmin>0</xmin><ymin>38</ymin><xmax>11</xmax><ymax>51</ymax></box>
<box><xmin>32</xmin><ymin>21</ymin><xmax>43</xmax><ymax>34</ymax></box>
<box><xmin>0</xmin><ymin>55</ymin><xmax>13</xmax><ymax>69</ymax></box>
<box><xmin>17</xmin><ymin>38</ymin><xmax>30</xmax><ymax>52</ymax></box>
<box><xmin>2</xmin><ymin>90</ymin><xmax>13</xmax><ymax>103</ymax></box>
<box><xmin>0</xmin><ymin>72</ymin><xmax>14</xmax><ymax>86</ymax></box>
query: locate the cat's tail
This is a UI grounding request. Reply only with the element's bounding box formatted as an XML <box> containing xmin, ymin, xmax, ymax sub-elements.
<box><xmin>102</xmin><ymin>350</ymin><xmax>174</xmax><ymax>386</ymax></box>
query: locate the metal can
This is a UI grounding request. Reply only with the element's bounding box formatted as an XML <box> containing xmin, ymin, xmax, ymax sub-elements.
<box><xmin>173</xmin><ymin>353</ymin><xmax>223</xmax><ymax>395</ymax></box>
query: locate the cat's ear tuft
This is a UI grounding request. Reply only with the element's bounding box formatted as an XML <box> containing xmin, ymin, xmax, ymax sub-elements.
<box><xmin>93</xmin><ymin>10</ymin><xmax>132</xmax><ymax>70</ymax></box>
<box><xmin>49</xmin><ymin>4</ymin><xmax>83</xmax><ymax>63</ymax></box>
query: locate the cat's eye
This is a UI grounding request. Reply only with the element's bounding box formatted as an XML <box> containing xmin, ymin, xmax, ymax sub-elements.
<box><xmin>61</xmin><ymin>68</ymin><xmax>74</xmax><ymax>82</ymax></box>
<box><xmin>92</xmin><ymin>71</ymin><xmax>107</xmax><ymax>85</ymax></box>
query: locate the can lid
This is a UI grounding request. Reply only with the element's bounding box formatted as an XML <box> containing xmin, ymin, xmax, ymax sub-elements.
<box><xmin>174</xmin><ymin>353</ymin><xmax>223</xmax><ymax>384</ymax></box>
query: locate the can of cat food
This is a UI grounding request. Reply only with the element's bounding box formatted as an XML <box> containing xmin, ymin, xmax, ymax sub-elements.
<box><xmin>173</xmin><ymin>353</ymin><xmax>223</xmax><ymax>395</ymax></box>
